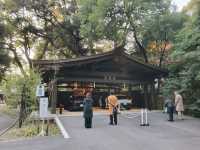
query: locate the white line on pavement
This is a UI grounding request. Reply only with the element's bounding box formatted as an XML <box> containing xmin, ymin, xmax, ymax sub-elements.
<box><xmin>54</xmin><ymin>116</ymin><xmax>70</xmax><ymax>139</ymax></box>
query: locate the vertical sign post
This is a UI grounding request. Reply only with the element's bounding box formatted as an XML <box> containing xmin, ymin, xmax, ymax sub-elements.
<box><xmin>36</xmin><ymin>84</ymin><xmax>47</xmax><ymax>136</ymax></box>
<box><xmin>39</xmin><ymin>97</ymin><xmax>48</xmax><ymax>136</ymax></box>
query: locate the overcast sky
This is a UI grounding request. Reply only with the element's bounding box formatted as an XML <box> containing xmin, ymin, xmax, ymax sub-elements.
<box><xmin>172</xmin><ymin>0</ymin><xmax>191</xmax><ymax>11</ymax></box>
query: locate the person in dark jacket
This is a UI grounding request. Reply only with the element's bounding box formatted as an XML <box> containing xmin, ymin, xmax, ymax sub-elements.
<box><xmin>83</xmin><ymin>92</ymin><xmax>93</xmax><ymax>128</ymax></box>
<box><xmin>165</xmin><ymin>97</ymin><xmax>175</xmax><ymax>121</ymax></box>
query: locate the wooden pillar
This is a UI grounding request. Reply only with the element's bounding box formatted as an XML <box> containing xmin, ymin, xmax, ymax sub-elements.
<box><xmin>128</xmin><ymin>84</ymin><xmax>132</xmax><ymax>97</ymax></box>
<box><xmin>149</xmin><ymin>83</ymin><xmax>155</xmax><ymax>110</ymax></box>
<box><xmin>143</xmin><ymin>84</ymin><xmax>148</xmax><ymax>109</ymax></box>
<box><xmin>50</xmin><ymin>79</ymin><xmax>57</xmax><ymax>114</ymax></box>
<box><xmin>150</xmin><ymin>82</ymin><xmax>157</xmax><ymax>109</ymax></box>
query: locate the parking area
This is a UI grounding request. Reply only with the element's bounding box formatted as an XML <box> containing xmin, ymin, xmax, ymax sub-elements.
<box><xmin>58</xmin><ymin>112</ymin><xmax>200</xmax><ymax>150</ymax></box>
<box><xmin>0</xmin><ymin>112</ymin><xmax>200</xmax><ymax>150</ymax></box>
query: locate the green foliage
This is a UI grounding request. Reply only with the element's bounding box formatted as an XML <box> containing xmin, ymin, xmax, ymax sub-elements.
<box><xmin>78</xmin><ymin>0</ymin><xmax>172</xmax><ymax>47</ymax></box>
<box><xmin>187</xmin><ymin>99</ymin><xmax>200</xmax><ymax>117</ymax></box>
<box><xmin>79</xmin><ymin>0</ymin><xmax>124</xmax><ymax>44</ymax></box>
<box><xmin>0</xmin><ymin>70</ymin><xmax>41</xmax><ymax>110</ymax></box>
<box><xmin>0</xmin><ymin>106</ymin><xmax>18</xmax><ymax>118</ymax></box>
<box><xmin>142</xmin><ymin>11</ymin><xmax>186</xmax><ymax>65</ymax></box>
<box><xmin>162</xmin><ymin>5</ymin><xmax>200</xmax><ymax>117</ymax></box>
<box><xmin>0</xmin><ymin>22</ymin><xmax>11</xmax><ymax>81</ymax></box>
<box><xmin>78</xmin><ymin>0</ymin><xmax>188</xmax><ymax>64</ymax></box>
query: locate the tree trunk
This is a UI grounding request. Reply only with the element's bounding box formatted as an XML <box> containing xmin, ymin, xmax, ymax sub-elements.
<box><xmin>9</xmin><ymin>36</ymin><xmax>27</xmax><ymax>76</ymax></box>
<box><xmin>10</xmin><ymin>48</ymin><xmax>27</xmax><ymax>76</ymax></box>
<box><xmin>37</xmin><ymin>41</ymin><xmax>49</xmax><ymax>60</ymax></box>
<box><xmin>23</xmin><ymin>34</ymin><xmax>33</xmax><ymax>69</ymax></box>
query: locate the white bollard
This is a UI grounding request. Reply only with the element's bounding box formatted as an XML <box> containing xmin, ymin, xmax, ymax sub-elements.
<box><xmin>140</xmin><ymin>109</ymin><xmax>144</xmax><ymax>126</ymax></box>
<box><xmin>145</xmin><ymin>108</ymin><xmax>149</xmax><ymax>126</ymax></box>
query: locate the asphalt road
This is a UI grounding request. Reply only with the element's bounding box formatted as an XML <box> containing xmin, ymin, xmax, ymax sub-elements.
<box><xmin>0</xmin><ymin>113</ymin><xmax>15</xmax><ymax>133</ymax></box>
<box><xmin>0</xmin><ymin>112</ymin><xmax>200</xmax><ymax>150</ymax></box>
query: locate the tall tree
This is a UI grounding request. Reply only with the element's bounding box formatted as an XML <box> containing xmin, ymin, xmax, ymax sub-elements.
<box><xmin>0</xmin><ymin>22</ymin><xmax>11</xmax><ymax>81</ymax></box>
<box><xmin>78</xmin><ymin>0</ymin><xmax>172</xmax><ymax>63</ymax></box>
<box><xmin>0</xmin><ymin>0</ymin><xmax>88</xmax><ymax>75</ymax></box>
<box><xmin>162</xmin><ymin>0</ymin><xmax>200</xmax><ymax>115</ymax></box>
<box><xmin>142</xmin><ymin>12</ymin><xmax>186</xmax><ymax>67</ymax></box>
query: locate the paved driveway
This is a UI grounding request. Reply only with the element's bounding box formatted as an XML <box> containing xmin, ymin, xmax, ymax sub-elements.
<box><xmin>0</xmin><ymin>112</ymin><xmax>200</xmax><ymax>150</ymax></box>
<box><xmin>0</xmin><ymin>113</ymin><xmax>15</xmax><ymax>133</ymax></box>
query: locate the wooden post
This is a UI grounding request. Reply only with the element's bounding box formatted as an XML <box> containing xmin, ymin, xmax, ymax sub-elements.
<box><xmin>128</xmin><ymin>84</ymin><xmax>132</xmax><ymax>97</ymax></box>
<box><xmin>149</xmin><ymin>83</ymin><xmax>155</xmax><ymax>110</ymax></box>
<box><xmin>143</xmin><ymin>84</ymin><xmax>148</xmax><ymax>109</ymax></box>
<box><xmin>46</xmin><ymin>120</ymin><xmax>49</xmax><ymax>136</ymax></box>
<box><xmin>51</xmin><ymin>79</ymin><xmax>57</xmax><ymax>114</ymax></box>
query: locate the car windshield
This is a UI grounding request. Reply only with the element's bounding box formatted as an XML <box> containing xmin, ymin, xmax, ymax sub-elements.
<box><xmin>117</xmin><ymin>96</ymin><xmax>128</xmax><ymax>99</ymax></box>
<box><xmin>73</xmin><ymin>96</ymin><xmax>84</xmax><ymax>101</ymax></box>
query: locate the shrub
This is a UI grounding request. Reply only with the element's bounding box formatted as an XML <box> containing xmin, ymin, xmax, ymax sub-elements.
<box><xmin>0</xmin><ymin>69</ymin><xmax>41</xmax><ymax>111</ymax></box>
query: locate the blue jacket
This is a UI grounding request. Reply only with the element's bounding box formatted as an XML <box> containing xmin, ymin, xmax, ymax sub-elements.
<box><xmin>83</xmin><ymin>98</ymin><xmax>93</xmax><ymax>118</ymax></box>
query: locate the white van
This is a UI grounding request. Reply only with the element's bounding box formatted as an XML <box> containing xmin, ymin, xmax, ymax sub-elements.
<box><xmin>116</xmin><ymin>95</ymin><xmax>132</xmax><ymax>110</ymax></box>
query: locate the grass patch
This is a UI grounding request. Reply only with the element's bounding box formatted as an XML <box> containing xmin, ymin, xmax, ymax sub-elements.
<box><xmin>1</xmin><ymin>119</ymin><xmax>60</xmax><ymax>140</ymax></box>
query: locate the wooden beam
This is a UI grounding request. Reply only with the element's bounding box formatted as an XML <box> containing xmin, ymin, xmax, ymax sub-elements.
<box><xmin>57</xmin><ymin>71</ymin><xmax>156</xmax><ymax>82</ymax></box>
<box><xmin>56</xmin><ymin>77</ymin><xmax>152</xmax><ymax>85</ymax></box>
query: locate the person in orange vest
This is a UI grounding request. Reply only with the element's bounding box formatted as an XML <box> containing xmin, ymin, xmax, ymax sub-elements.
<box><xmin>107</xmin><ymin>93</ymin><xmax>119</xmax><ymax>125</ymax></box>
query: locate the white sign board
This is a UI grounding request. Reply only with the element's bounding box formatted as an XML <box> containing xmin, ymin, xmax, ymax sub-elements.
<box><xmin>36</xmin><ymin>85</ymin><xmax>45</xmax><ymax>97</ymax></box>
<box><xmin>39</xmin><ymin>97</ymin><xmax>48</xmax><ymax>118</ymax></box>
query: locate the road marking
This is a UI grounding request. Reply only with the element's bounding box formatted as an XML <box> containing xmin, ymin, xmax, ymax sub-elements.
<box><xmin>121</xmin><ymin>112</ymin><xmax>140</xmax><ymax>119</ymax></box>
<box><xmin>55</xmin><ymin>116</ymin><xmax>70</xmax><ymax>139</ymax></box>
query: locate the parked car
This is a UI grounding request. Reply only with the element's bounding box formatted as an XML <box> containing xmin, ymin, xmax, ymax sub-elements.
<box><xmin>116</xmin><ymin>95</ymin><xmax>132</xmax><ymax>110</ymax></box>
<box><xmin>69</xmin><ymin>95</ymin><xmax>84</xmax><ymax>110</ymax></box>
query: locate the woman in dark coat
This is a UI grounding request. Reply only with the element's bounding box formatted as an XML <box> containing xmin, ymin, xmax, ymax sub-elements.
<box><xmin>83</xmin><ymin>92</ymin><xmax>93</xmax><ymax>128</ymax></box>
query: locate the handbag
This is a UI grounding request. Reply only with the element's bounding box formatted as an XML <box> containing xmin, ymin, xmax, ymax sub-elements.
<box><xmin>112</xmin><ymin>106</ymin><xmax>118</xmax><ymax>114</ymax></box>
<box><xmin>109</xmin><ymin>102</ymin><xmax>118</xmax><ymax>114</ymax></box>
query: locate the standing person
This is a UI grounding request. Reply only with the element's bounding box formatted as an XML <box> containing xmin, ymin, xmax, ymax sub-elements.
<box><xmin>107</xmin><ymin>94</ymin><xmax>119</xmax><ymax>125</ymax></box>
<box><xmin>165</xmin><ymin>97</ymin><xmax>174</xmax><ymax>121</ymax></box>
<box><xmin>163</xmin><ymin>98</ymin><xmax>168</xmax><ymax>113</ymax></box>
<box><xmin>174</xmin><ymin>91</ymin><xmax>184</xmax><ymax>120</ymax></box>
<box><xmin>99</xmin><ymin>96</ymin><xmax>103</xmax><ymax>108</ymax></box>
<box><xmin>83</xmin><ymin>92</ymin><xmax>93</xmax><ymax>128</ymax></box>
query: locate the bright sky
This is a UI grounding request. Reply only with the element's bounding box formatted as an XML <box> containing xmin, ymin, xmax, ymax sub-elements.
<box><xmin>172</xmin><ymin>0</ymin><xmax>191</xmax><ymax>11</ymax></box>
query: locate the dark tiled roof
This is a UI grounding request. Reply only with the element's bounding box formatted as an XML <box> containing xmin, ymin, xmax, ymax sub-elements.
<box><xmin>33</xmin><ymin>48</ymin><xmax>168</xmax><ymax>76</ymax></box>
